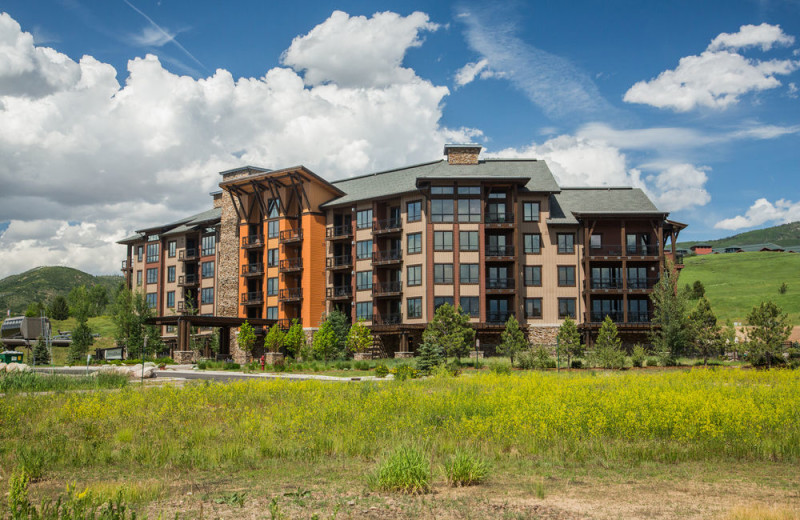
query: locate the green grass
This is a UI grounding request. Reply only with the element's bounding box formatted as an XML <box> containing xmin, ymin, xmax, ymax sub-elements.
<box><xmin>370</xmin><ymin>445</ymin><xmax>432</xmax><ymax>494</ymax></box>
<box><xmin>0</xmin><ymin>371</ymin><xmax>128</xmax><ymax>394</ymax></box>
<box><xmin>444</xmin><ymin>450</ymin><xmax>491</xmax><ymax>487</ymax></box>
<box><xmin>680</xmin><ymin>251</ymin><xmax>800</xmax><ymax>324</ymax></box>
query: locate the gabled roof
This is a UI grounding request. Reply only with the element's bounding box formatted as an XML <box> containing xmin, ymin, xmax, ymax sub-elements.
<box><xmin>547</xmin><ymin>187</ymin><xmax>665</xmax><ymax>225</ymax></box>
<box><xmin>321</xmin><ymin>159</ymin><xmax>560</xmax><ymax>208</ymax></box>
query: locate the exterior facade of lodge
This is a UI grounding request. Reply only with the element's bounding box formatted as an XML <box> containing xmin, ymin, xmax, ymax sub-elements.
<box><xmin>119</xmin><ymin>145</ymin><xmax>686</xmax><ymax>359</ymax></box>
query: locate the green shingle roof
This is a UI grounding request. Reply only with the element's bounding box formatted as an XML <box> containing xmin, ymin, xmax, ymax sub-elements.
<box><xmin>547</xmin><ymin>188</ymin><xmax>664</xmax><ymax>225</ymax></box>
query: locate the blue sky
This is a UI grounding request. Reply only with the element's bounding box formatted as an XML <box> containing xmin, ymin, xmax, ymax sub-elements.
<box><xmin>0</xmin><ymin>0</ymin><xmax>798</xmax><ymax>277</ymax></box>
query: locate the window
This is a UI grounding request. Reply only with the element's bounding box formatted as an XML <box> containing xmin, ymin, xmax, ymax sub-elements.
<box><xmin>146</xmin><ymin>243</ymin><xmax>159</xmax><ymax>263</ymax></box>
<box><xmin>146</xmin><ymin>293</ymin><xmax>157</xmax><ymax>308</ymax></box>
<box><xmin>356</xmin><ymin>240</ymin><xmax>372</xmax><ymax>260</ymax></box>
<box><xmin>486</xmin><ymin>202</ymin><xmax>507</xmax><ymax>222</ymax></box>
<box><xmin>434</xmin><ymin>264</ymin><xmax>453</xmax><ymax>284</ymax></box>
<box><xmin>434</xmin><ymin>296</ymin><xmax>454</xmax><ymax>310</ymax></box>
<box><xmin>137</xmin><ymin>246</ymin><xmax>143</xmax><ymax>262</ymax></box>
<box><xmin>457</xmin><ymin>199</ymin><xmax>481</xmax><ymax>222</ymax></box>
<box><xmin>147</xmin><ymin>234</ymin><xmax>159</xmax><ymax>242</ymax></box>
<box><xmin>201</xmin><ymin>235</ymin><xmax>216</xmax><ymax>256</ymax></box>
<box><xmin>267</xmin><ymin>277</ymin><xmax>278</xmax><ymax>296</ymax></box>
<box><xmin>525</xmin><ymin>266</ymin><xmax>542</xmax><ymax>286</ymax></box>
<box><xmin>431</xmin><ymin>186</ymin><xmax>453</xmax><ymax>195</ymax></box>
<box><xmin>202</xmin><ymin>261</ymin><xmax>214</xmax><ymax>279</ymax></box>
<box><xmin>356</xmin><ymin>271</ymin><xmax>373</xmax><ymax>291</ymax></box>
<box><xmin>166</xmin><ymin>325</ymin><xmax>176</xmax><ymax>333</ymax></box>
<box><xmin>525</xmin><ymin>298</ymin><xmax>542</xmax><ymax>319</ymax></box>
<box><xmin>590</xmin><ymin>234</ymin><xmax>602</xmax><ymax>249</ymax></box>
<box><xmin>267</xmin><ymin>199</ymin><xmax>279</xmax><ymax>219</ymax></box>
<box><xmin>524</xmin><ymin>233</ymin><xmax>541</xmax><ymax>254</ymax></box>
<box><xmin>407</xmin><ymin>201</ymin><xmax>421</xmax><ymax>222</ymax></box>
<box><xmin>460</xmin><ymin>231</ymin><xmax>478</xmax><ymax>251</ymax></box>
<box><xmin>407</xmin><ymin>233</ymin><xmax>422</xmax><ymax>254</ymax></box>
<box><xmin>146</xmin><ymin>268</ymin><xmax>158</xmax><ymax>284</ymax></box>
<box><xmin>268</xmin><ymin>220</ymin><xmax>279</xmax><ymax>239</ymax></box>
<box><xmin>558</xmin><ymin>266</ymin><xmax>576</xmax><ymax>286</ymax></box>
<box><xmin>460</xmin><ymin>296</ymin><xmax>479</xmax><ymax>317</ymax></box>
<box><xmin>460</xmin><ymin>264</ymin><xmax>479</xmax><ymax>284</ymax></box>
<box><xmin>167</xmin><ymin>291</ymin><xmax>175</xmax><ymax>308</ymax></box>
<box><xmin>266</xmin><ymin>306</ymin><xmax>278</xmax><ymax>320</ymax></box>
<box><xmin>356</xmin><ymin>209</ymin><xmax>372</xmax><ymax>229</ymax></box>
<box><xmin>488</xmin><ymin>192</ymin><xmax>506</xmax><ymax>199</ymax></box>
<box><xmin>167</xmin><ymin>266</ymin><xmax>175</xmax><ymax>283</ymax></box>
<box><xmin>558</xmin><ymin>233</ymin><xmax>575</xmax><ymax>254</ymax></box>
<box><xmin>168</xmin><ymin>241</ymin><xmax>176</xmax><ymax>257</ymax></box>
<box><xmin>430</xmin><ymin>199</ymin><xmax>454</xmax><ymax>222</ymax></box>
<box><xmin>267</xmin><ymin>248</ymin><xmax>279</xmax><ymax>267</ymax></box>
<box><xmin>457</xmin><ymin>186</ymin><xmax>480</xmax><ymax>195</ymax></box>
<box><xmin>356</xmin><ymin>302</ymin><xmax>372</xmax><ymax>320</ymax></box>
<box><xmin>407</xmin><ymin>265</ymin><xmax>422</xmax><ymax>286</ymax></box>
<box><xmin>434</xmin><ymin>231</ymin><xmax>453</xmax><ymax>251</ymax></box>
<box><xmin>558</xmin><ymin>298</ymin><xmax>576</xmax><ymax>319</ymax></box>
<box><xmin>136</xmin><ymin>270</ymin><xmax>142</xmax><ymax>286</ymax></box>
<box><xmin>523</xmin><ymin>201</ymin><xmax>540</xmax><ymax>222</ymax></box>
<box><xmin>201</xmin><ymin>287</ymin><xmax>214</xmax><ymax>305</ymax></box>
<box><xmin>407</xmin><ymin>297</ymin><xmax>422</xmax><ymax>319</ymax></box>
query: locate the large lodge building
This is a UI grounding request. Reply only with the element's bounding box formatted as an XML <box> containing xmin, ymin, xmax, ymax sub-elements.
<box><xmin>119</xmin><ymin>144</ymin><xmax>686</xmax><ymax>359</ymax></box>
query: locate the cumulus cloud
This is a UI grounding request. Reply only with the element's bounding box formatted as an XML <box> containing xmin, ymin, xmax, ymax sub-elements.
<box><xmin>624</xmin><ymin>23</ymin><xmax>799</xmax><ymax>111</ymax></box>
<box><xmin>715</xmin><ymin>198</ymin><xmax>800</xmax><ymax>230</ymax></box>
<box><xmin>0</xmin><ymin>10</ymin><xmax>476</xmax><ymax>279</ymax></box>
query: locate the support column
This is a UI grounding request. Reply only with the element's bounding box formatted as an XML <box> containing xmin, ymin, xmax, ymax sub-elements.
<box><xmin>621</xmin><ymin>220</ymin><xmax>628</xmax><ymax>323</ymax></box>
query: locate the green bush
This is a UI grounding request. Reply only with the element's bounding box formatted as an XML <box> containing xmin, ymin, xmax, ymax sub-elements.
<box><xmin>445</xmin><ymin>359</ymin><xmax>463</xmax><ymax>376</ymax></box>
<box><xmin>517</xmin><ymin>345</ymin><xmax>555</xmax><ymax>370</ymax></box>
<box><xmin>374</xmin><ymin>363</ymin><xmax>389</xmax><ymax>378</ymax></box>
<box><xmin>393</xmin><ymin>364</ymin><xmax>418</xmax><ymax>381</ymax></box>
<box><xmin>631</xmin><ymin>344</ymin><xmax>647</xmax><ymax>368</ymax></box>
<box><xmin>645</xmin><ymin>357</ymin><xmax>659</xmax><ymax>367</ymax></box>
<box><xmin>570</xmin><ymin>360</ymin><xmax>583</xmax><ymax>369</ymax></box>
<box><xmin>488</xmin><ymin>360</ymin><xmax>512</xmax><ymax>375</ymax></box>
<box><xmin>444</xmin><ymin>450</ymin><xmax>490</xmax><ymax>487</ymax></box>
<box><xmin>353</xmin><ymin>360</ymin><xmax>371</xmax><ymax>371</ymax></box>
<box><xmin>223</xmin><ymin>362</ymin><xmax>240</xmax><ymax>371</ymax></box>
<box><xmin>370</xmin><ymin>445</ymin><xmax>431</xmax><ymax>494</ymax></box>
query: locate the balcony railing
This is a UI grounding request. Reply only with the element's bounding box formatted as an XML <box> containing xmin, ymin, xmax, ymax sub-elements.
<box><xmin>373</xmin><ymin>249</ymin><xmax>402</xmax><ymax>264</ymax></box>
<box><xmin>241</xmin><ymin>291</ymin><xmax>264</xmax><ymax>305</ymax></box>
<box><xmin>277</xmin><ymin>318</ymin><xmax>301</xmax><ymax>329</ymax></box>
<box><xmin>589</xmin><ymin>244</ymin><xmax>660</xmax><ymax>257</ymax></box>
<box><xmin>373</xmin><ymin>281</ymin><xmax>402</xmax><ymax>296</ymax></box>
<box><xmin>241</xmin><ymin>235</ymin><xmax>264</xmax><ymax>249</ymax></box>
<box><xmin>486</xmin><ymin>245</ymin><xmax>514</xmax><ymax>257</ymax></box>
<box><xmin>373</xmin><ymin>218</ymin><xmax>402</xmax><ymax>234</ymax></box>
<box><xmin>326</xmin><ymin>225</ymin><xmax>353</xmax><ymax>240</ymax></box>
<box><xmin>280</xmin><ymin>229</ymin><xmax>303</xmax><ymax>243</ymax></box>
<box><xmin>627</xmin><ymin>277</ymin><xmax>659</xmax><ymax>290</ymax></box>
<box><xmin>179</xmin><ymin>249</ymin><xmax>198</xmax><ymax>261</ymax></box>
<box><xmin>241</xmin><ymin>263</ymin><xmax>264</xmax><ymax>277</ymax></box>
<box><xmin>326</xmin><ymin>286</ymin><xmax>353</xmax><ymax>299</ymax></box>
<box><xmin>279</xmin><ymin>287</ymin><xmax>303</xmax><ymax>301</ymax></box>
<box><xmin>485</xmin><ymin>213</ymin><xmax>514</xmax><ymax>224</ymax></box>
<box><xmin>178</xmin><ymin>274</ymin><xmax>199</xmax><ymax>287</ymax></box>
<box><xmin>628</xmin><ymin>312</ymin><xmax>651</xmax><ymax>323</ymax></box>
<box><xmin>486</xmin><ymin>278</ymin><xmax>515</xmax><ymax>290</ymax></box>
<box><xmin>374</xmin><ymin>313</ymin><xmax>402</xmax><ymax>325</ymax></box>
<box><xmin>590</xmin><ymin>311</ymin><xmax>625</xmax><ymax>323</ymax></box>
<box><xmin>326</xmin><ymin>255</ymin><xmax>353</xmax><ymax>269</ymax></box>
<box><xmin>279</xmin><ymin>257</ymin><xmax>303</xmax><ymax>272</ymax></box>
<box><xmin>487</xmin><ymin>312</ymin><xmax>514</xmax><ymax>323</ymax></box>
<box><xmin>590</xmin><ymin>278</ymin><xmax>624</xmax><ymax>290</ymax></box>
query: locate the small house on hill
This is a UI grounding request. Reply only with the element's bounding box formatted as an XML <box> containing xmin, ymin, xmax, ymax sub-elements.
<box><xmin>690</xmin><ymin>244</ymin><xmax>713</xmax><ymax>255</ymax></box>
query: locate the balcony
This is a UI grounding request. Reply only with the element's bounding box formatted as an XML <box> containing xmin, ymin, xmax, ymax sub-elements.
<box><xmin>485</xmin><ymin>212</ymin><xmax>514</xmax><ymax>225</ymax></box>
<box><xmin>373</xmin><ymin>281</ymin><xmax>402</xmax><ymax>297</ymax></box>
<box><xmin>179</xmin><ymin>248</ymin><xmax>198</xmax><ymax>261</ymax></box>
<box><xmin>588</xmin><ymin>278</ymin><xmax>623</xmax><ymax>290</ymax></box>
<box><xmin>280</xmin><ymin>229</ymin><xmax>303</xmax><ymax>244</ymax></box>
<box><xmin>326</xmin><ymin>286</ymin><xmax>353</xmax><ymax>300</ymax></box>
<box><xmin>373</xmin><ymin>218</ymin><xmax>402</xmax><ymax>235</ymax></box>
<box><xmin>176</xmin><ymin>301</ymin><xmax>189</xmax><ymax>314</ymax></box>
<box><xmin>486</xmin><ymin>312</ymin><xmax>514</xmax><ymax>324</ymax></box>
<box><xmin>279</xmin><ymin>257</ymin><xmax>303</xmax><ymax>272</ymax></box>
<box><xmin>588</xmin><ymin>244</ymin><xmax>660</xmax><ymax>258</ymax></box>
<box><xmin>279</xmin><ymin>287</ymin><xmax>303</xmax><ymax>302</ymax></box>
<box><xmin>326</xmin><ymin>255</ymin><xmax>353</xmax><ymax>270</ymax></box>
<box><xmin>373</xmin><ymin>249</ymin><xmax>402</xmax><ymax>265</ymax></box>
<box><xmin>326</xmin><ymin>225</ymin><xmax>353</xmax><ymax>240</ymax></box>
<box><xmin>590</xmin><ymin>311</ymin><xmax>625</xmax><ymax>323</ymax></box>
<box><xmin>627</xmin><ymin>277</ymin><xmax>659</xmax><ymax>291</ymax></box>
<box><xmin>241</xmin><ymin>263</ymin><xmax>264</xmax><ymax>277</ymax></box>
<box><xmin>277</xmin><ymin>318</ymin><xmax>301</xmax><ymax>329</ymax></box>
<box><xmin>486</xmin><ymin>278</ymin><xmax>515</xmax><ymax>293</ymax></box>
<box><xmin>486</xmin><ymin>245</ymin><xmax>515</xmax><ymax>260</ymax></box>
<box><xmin>374</xmin><ymin>313</ymin><xmax>402</xmax><ymax>325</ymax></box>
<box><xmin>241</xmin><ymin>235</ymin><xmax>264</xmax><ymax>249</ymax></box>
<box><xmin>178</xmin><ymin>274</ymin><xmax>199</xmax><ymax>287</ymax></box>
<box><xmin>241</xmin><ymin>291</ymin><xmax>264</xmax><ymax>305</ymax></box>
<box><xmin>121</xmin><ymin>259</ymin><xmax>132</xmax><ymax>271</ymax></box>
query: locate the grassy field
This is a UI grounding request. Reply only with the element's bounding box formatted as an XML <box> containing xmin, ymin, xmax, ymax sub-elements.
<box><xmin>679</xmin><ymin>251</ymin><xmax>800</xmax><ymax>324</ymax></box>
<box><xmin>1</xmin><ymin>370</ymin><xmax>799</xmax><ymax>518</ymax></box>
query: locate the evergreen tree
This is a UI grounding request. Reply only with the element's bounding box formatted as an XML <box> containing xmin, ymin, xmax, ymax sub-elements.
<box><xmin>649</xmin><ymin>260</ymin><xmax>692</xmax><ymax>362</ymax></box>
<box><xmin>688</xmin><ymin>296</ymin><xmax>722</xmax><ymax>366</ymax></box>
<box><xmin>265</xmin><ymin>324</ymin><xmax>285</xmax><ymax>353</ymax></box>
<box><xmin>497</xmin><ymin>314</ymin><xmax>526</xmax><ymax>365</ymax></box>
<box><xmin>324</xmin><ymin>310</ymin><xmax>350</xmax><ymax>357</ymax></box>
<box><xmin>346</xmin><ymin>319</ymin><xmax>372</xmax><ymax>355</ymax></box>
<box><xmin>68</xmin><ymin>321</ymin><xmax>93</xmax><ymax>364</ymax></box>
<box><xmin>591</xmin><ymin>316</ymin><xmax>625</xmax><ymax>369</ymax></box>
<box><xmin>556</xmin><ymin>316</ymin><xmax>583</xmax><ymax>368</ymax></box>
<box><xmin>32</xmin><ymin>337</ymin><xmax>50</xmax><ymax>366</ymax></box>
<box><xmin>283</xmin><ymin>319</ymin><xmax>306</xmax><ymax>359</ymax></box>
<box><xmin>691</xmin><ymin>280</ymin><xmax>705</xmax><ymax>299</ymax></box>
<box><xmin>415</xmin><ymin>340</ymin><xmax>445</xmax><ymax>375</ymax></box>
<box><xmin>746</xmin><ymin>301</ymin><xmax>791</xmax><ymax>368</ymax></box>
<box><xmin>48</xmin><ymin>295</ymin><xmax>70</xmax><ymax>320</ymax></box>
<box><xmin>422</xmin><ymin>303</ymin><xmax>475</xmax><ymax>361</ymax></box>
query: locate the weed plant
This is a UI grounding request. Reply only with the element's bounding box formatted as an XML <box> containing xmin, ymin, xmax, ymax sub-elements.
<box><xmin>444</xmin><ymin>450</ymin><xmax>490</xmax><ymax>486</ymax></box>
<box><xmin>370</xmin><ymin>445</ymin><xmax>431</xmax><ymax>494</ymax></box>
<box><xmin>0</xmin><ymin>372</ymin><xmax>127</xmax><ymax>394</ymax></box>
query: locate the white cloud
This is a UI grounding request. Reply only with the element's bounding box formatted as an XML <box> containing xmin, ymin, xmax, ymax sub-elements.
<box><xmin>715</xmin><ymin>198</ymin><xmax>800</xmax><ymax>230</ymax></box>
<box><xmin>0</xmin><ymin>11</ymin><xmax>476</xmax><ymax>279</ymax></box>
<box><xmin>454</xmin><ymin>58</ymin><xmax>489</xmax><ymax>87</ymax></box>
<box><xmin>646</xmin><ymin>164</ymin><xmax>711</xmax><ymax>212</ymax></box>
<box><xmin>130</xmin><ymin>25</ymin><xmax>177</xmax><ymax>47</ymax></box>
<box><xmin>624</xmin><ymin>23</ymin><xmax>799</xmax><ymax>111</ymax></box>
<box><xmin>281</xmin><ymin>10</ymin><xmax>439</xmax><ymax>88</ymax></box>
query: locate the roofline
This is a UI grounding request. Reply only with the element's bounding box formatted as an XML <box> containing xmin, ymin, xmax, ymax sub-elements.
<box><xmin>219</xmin><ymin>164</ymin><xmax>346</xmax><ymax>197</ymax></box>
<box><xmin>330</xmin><ymin>160</ymin><xmax>443</xmax><ymax>185</ymax></box>
<box><xmin>560</xmin><ymin>186</ymin><xmax>634</xmax><ymax>191</ymax></box>
<box><xmin>218</xmin><ymin>165</ymin><xmax>271</xmax><ymax>176</ymax></box>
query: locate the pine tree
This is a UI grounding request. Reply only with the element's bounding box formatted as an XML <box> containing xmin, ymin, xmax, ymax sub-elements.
<box><xmin>498</xmin><ymin>314</ymin><xmax>526</xmax><ymax>365</ymax></box>
<box><xmin>415</xmin><ymin>341</ymin><xmax>445</xmax><ymax>375</ymax></box>
<box><xmin>48</xmin><ymin>296</ymin><xmax>70</xmax><ymax>321</ymax></box>
<box><xmin>422</xmin><ymin>303</ymin><xmax>475</xmax><ymax>361</ymax></box>
<box><xmin>649</xmin><ymin>260</ymin><xmax>692</xmax><ymax>362</ymax></box>
<box><xmin>556</xmin><ymin>316</ymin><xmax>582</xmax><ymax>368</ymax></box>
<box><xmin>591</xmin><ymin>316</ymin><xmax>625</xmax><ymax>369</ymax></box>
<box><xmin>688</xmin><ymin>296</ymin><xmax>722</xmax><ymax>366</ymax></box>
<box><xmin>746</xmin><ymin>301</ymin><xmax>791</xmax><ymax>368</ymax></box>
<box><xmin>32</xmin><ymin>337</ymin><xmax>50</xmax><ymax>365</ymax></box>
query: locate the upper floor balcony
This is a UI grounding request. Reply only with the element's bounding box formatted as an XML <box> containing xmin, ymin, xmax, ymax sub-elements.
<box><xmin>179</xmin><ymin>248</ymin><xmax>199</xmax><ymax>262</ymax></box>
<box><xmin>485</xmin><ymin>245</ymin><xmax>515</xmax><ymax>260</ymax></box>
<box><xmin>373</xmin><ymin>281</ymin><xmax>402</xmax><ymax>297</ymax></box>
<box><xmin>588</xmin><ymin>244</ymin><xmax>660</xmax><ymax>258</ymax></box>
<box><xmin>486</xmin><ymin>278</ymin><xmax>515</xmax><ymax>293</ymax></box>
<box><xmin>326</xmin><ymin>225</ymin><xmax>353</xmax><ymax>240</ymax></box>
<box><xmin>326</xmin><ymin>255</ymin><xmax>353</xmax><ymax>270</ymax></box>
<box><xmin>485</xmin><ymin>212</ymin><xmax>514</xmax><ymax>226</ymax></box>
<box><xmin>588</xmin><ymin>311</ymin><xmax>651</xmax><ymax>324</ymax></box>
<box><xmin>326</xmin><ymin>285</ymin><xmax>353</xmax><ymax>300</ymax></box>
<box><xmin>373</xmin><ymin>249</ymin><xmax>402</xmax><ymax>265</ymax></box>
<box><xmin>241</xmin><ymin>235</ymin><xmax>264</xmax><ymax>249</ymax></box>
<box><xmin>373</xmin><ymin>313</ymin><xmax>402</xmax><ymax>325</ymax></box>
<box><xmin>279</xmin><ymin>229</ymin><xmax>303</xmax><ymax>244</ymax></box>
<box><xmin>486</xmin><ymin>311</ymin><xmax>514</xmax><ymax>324</ymax></box>
<box><xmin>178</xmin><ymin>274</ymin><xmax>199</xmax><ymax>287</ymax></box>
<box><xmin>240</xmin><ymin>263</ymin><xmax>264</xmax><ymax>278</ymax></box>
<box><xmin>373</xmin><ymin>218</ymin><xmax>403</xmax><ymax>235</ymax></box>
<box><xmin>277</xmin><ymin>318</ymin><xmax>301</xmax><ymax>329</ymax></box>
<box><xmin>121</xmin><ymin>259</ymin><xmax>132</xmax><ymax>271</ymax></box>
<box><xmin>279</xmin><ymin>287</ymin><xmax>303</xmax><ymax>302</ymax></box>
<box><xmin>241</xmin><ymin>291</ymin><xmax>264</xmax><ymax>306</ymax></box>
<box><xmin>279</xmin><ymin>257</ymin><xmax>303</xmax><ymax>273</ymax></box>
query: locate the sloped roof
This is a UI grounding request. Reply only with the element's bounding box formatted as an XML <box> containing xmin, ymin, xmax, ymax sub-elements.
<box><xmin>725</xmin><ymin>242</ymin><xmax>784</xmax><ymax>252</ymax></box>
<box><xmin>321</xmin><ymin>159</ymin><xmax>560</xmax><ymax>208</ymax></box>
<box><xmin>117</xmin><ymin>208</ymin><xmax>221</xmax><ymax>244</ymax></box>
<box><xmin>547</xmin><ymin>187</ymin><xmax>664</xmax><ymax>225</ymax></box>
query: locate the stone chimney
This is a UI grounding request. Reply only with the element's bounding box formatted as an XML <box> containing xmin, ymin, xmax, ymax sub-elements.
<box><xmin>444</xmin><ymin>144</ymin><xmax>482</xmax><ymax>165</ymax></box>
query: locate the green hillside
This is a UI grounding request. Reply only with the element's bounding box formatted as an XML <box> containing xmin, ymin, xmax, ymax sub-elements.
<box><xmin>679</xmin><ymin>252</ymin><xmax>800</xmax><ymax>325</ymax></box>
<box><xmin>0</xmin><ymin>266</ymin><xmax>123</xmax><ymax>315</ymax></box>
<box><xmin>678</xmin><ymin>221</ymin><xmax>800</xmax><ymax>249</ymax></box>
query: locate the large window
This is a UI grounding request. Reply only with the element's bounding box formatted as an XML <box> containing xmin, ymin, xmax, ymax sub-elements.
<box><xmin>558</xmin><ymin>266</ymin><xmax>576</xmax><ymax>286</ymax></box>
<box><xmin>268</xmin><ymin>220</ymin><xmax>279</xmax><ymax>239</ymax></box>
<box><xmin>201</xmin><ymin>287</ymin><xmax>214</xmax><ymax>305</ymax></box>
<box><xmin>146</xmin><ymin>293</ymin><xmax>157</xmax><ymax>309</ymax></box>
<box><xmin>525</xmin><ymin>298</ymin><xmax>542</xmax><ymax>319</ymax></box>
<box><xmin>434</xmin><ymin>231</ymin><xmax>453</xmax><ymax>251</ymax></box>
<box><xmin>434</xmin><ymin>296</ymin><xmax>454</xmax><ymax>310</ymax></box>
<box><xmin>202</xmin><ymin>261</ymin><xmax>215</xmax><ymax>279</ymax></box>
<box><xmin>407</xmin><ymin>233</ymin><xmax>421</xmax><ymax>254</ymax></box>
<box><xmin>558</xmin><ymin>298</ymin><xmax>576</xmax><ymax>319</ymax></box>
<box><xmin>267</xmin><ymin>277</ymin><xmax>278</xmax><ymax>296</ymax></box>
<box><xmin>356</xmin><ymin>240</ymin><xmax>372</xmax><ymax>260</ymax></box>
<box><xmin>407</xmin><ymin>297</ymin><xmax>422</xmax><ymax>319</ymax></box>
<box><xmin>524</xmin><ymin>233</ymin><xmax>541</xmax><ymax>254</ymax></box>
<box><xmin>166</xmin><ymin>291</ymin><xmax>175</xmax><ymax>308</ymax></box>
<box><xmin>524</xmin><ymin>266</ymin><xmax>542</xmax><ymax>286</ymax></box>
<box><xmin>137</xmin><ymin>246</ymin><xmax>143</xmax><ymax>262</ymax></box>
<box><xmin>267</xmin><ymin>248</ymin><xmax>278</xmax><ymax>267</ymax></box>
<box><xmin>167</xmin><ymin>266</ymin><xmax>175</xmax><ymax>283</ymax></box>
<box><xmin>457</xmin><ymin>199</ymin><xmax>481</xmax><ymax>222</ymax></box>
<box><xmin>460</xmin><ymin>264</ymin><xmax>479</xmax><ymax>284</ymax></box>
<box><xmin>523</xmin><ymin>201</ymin><xmax>540</xmax><ymax>222</ymax></box>
<box><xmin>430</xmin><ymin>199</ymin><xmax>454</xmax><ymax>222</ymax></box>
<box><xmin>168</xmin><ymin>241</ymin><xmax>176</xmax><ymax>258</ymax></box>
<box><xmin>460</xmin><ymin>231</ymin><xmax>478</xmax><ymax>251</ymax></box>
<box><xmin>266</xmin><ymin>306</ymin><xmax>278</xmax><ymax>319</ymax></box>
<box><xmin>460</xmin><ymin>296</ymin><xmax>479</xmax><ymax>317</ymax></box>
<box><xmin>356</xmin><ymin>302</ymin><xmax>373</xmax><ymax>320</ymax></box>
<box><xmin>201</xmin><ymin>235</ymin><xmax>216</xmax><ymax>256</ymax></box>
<box><xmin>356</xmin><ymin>209</ymin><xmax>372</xmax><ymax>229</ymax></box>
<box><xmin>146</xmin><ymin>243</ymin><xmax>159</xmax><ymax>263</ymax></box>
<box><xmin>407</xmin><ymin>201</ymin><xmax>421</xmax><ymax>222</ymax></box>
<box><xmin>407</xmin><ymin>265</ymin><xmax>422</xmax><ymax>286</ymax></box>
<box><xmin>434</xmin><ymin>264</ymin><xmax>453</xmax><ymax>284</ymax></box>
<box><xmin>356</xmin><ymin>271</ymin><xmax>373</xmax><ymax>291</ymax></box>
<box><xmin>146</xmin><ymin>268</ymin><xmax>158</xmax><ymax>284</ymax></box>
<box><xmin>558</xmin><ymin>233</ymin><xmax>575</xmax><ymax>254</ymax></box>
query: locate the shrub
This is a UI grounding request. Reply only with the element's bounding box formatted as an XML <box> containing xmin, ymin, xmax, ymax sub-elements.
<box><xmin>374</xmin><ymin>363</ymin><xmax>390</xmax><ymax>378</ymax></box>
<box><xmin>658</xmin><ymin>352</ymin><xmax>678</xmax><ymax>367</ymax></box>
<box><xmin>444</xmin><ymin>450</ymin><xmax>490</xmax><ymax>487</ymax></box>
<box><xmin>631</xmin><ymin>344</ymin><xmax>647</xmax><ymax>368</ymax></box>
<box><xmin>646</xmin><ymin>357</ymin><xmax>659</xmax><ymax>367</ymax></box>
<box><xmin>445</xmin><ymin>359</ymin><xmax>463</xmax><ymax>376</ymax></box>
<box><xmin>779</xmin><ymin>282</ymin><xmax>788</xmax><ymax>294</ymax></box>
<box><xmin>489</xmin><ymin>360</ymin><xmax>512</xmax><ymax>375</ymax></box>
<box><xmin>353</xmin><ymin>360</ymin><xmax>371</xmax><ymax>371</ymax></box>
<box><xmin>393</xmin><ymin>364</ymin><xmax>418</xmax><ymax>381</ymax></box>
<box><xmin>371</xmin><ymin>446</ymin><xmax>431</xmax><ymax>494</ymax></box>
<box><xmin>517</xmin><ymin>345</ymin><xmax>555</xmax><ymax>370</ymax></box>
<box><xmin>571</xmin><ymin>359</ymin><xmax>583</xmax><ymax>369</ymax></box>
<box><xmin>223</xmin><ymin>362</ymin><xmax>240</xmax><ymax>371</ymax></box>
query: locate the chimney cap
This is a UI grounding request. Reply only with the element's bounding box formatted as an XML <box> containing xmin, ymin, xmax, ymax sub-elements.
<box><xmin>443</xmin><ymin>143</ymin><xmax>482</xmax><ymax>155</ymax></box>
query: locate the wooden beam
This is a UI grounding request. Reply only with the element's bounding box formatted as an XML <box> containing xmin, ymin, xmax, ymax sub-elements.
<box><xmin>250</xmin><ymin>180</ymin><xmax>269</xmax><ymax>219</ymax></box>
<box><xmin>227</xmin><ymin>191</ymin><xmax>244</xmax><ymax>222</ymax></box>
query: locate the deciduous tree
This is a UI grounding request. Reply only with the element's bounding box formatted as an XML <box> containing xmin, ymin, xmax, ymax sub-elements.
<box><xmin>556</xmin><ymin>316</ymin><xmax>583</xmax><ymax>368</ymax></box>
<box><xmin>498</xmin><ymin>314</ymin><xmax>526</xmax><ymax>365</ymax></box>
<box><xmin>688</xmin><ymin>296</ymin><xmax>722</xmax><ymax>366</ymax></box>
<box><xmin>422</xmin><ymin>303</ymin><xmax>474</xmax><ymax>361</ymax></box>
<box><xmin>265</xmin><ymin>324</ymin><xmax>285</xmax><ymax>354</ymax></box>
<box><xmin>346</xmin><ymin>319</ymin><xmax>372</xmax><ymax>355</ymax></box>
<box><xmin>649</xmin><ymin>260</ymin><xmax>692</xmax><ymax>362</ymax></box>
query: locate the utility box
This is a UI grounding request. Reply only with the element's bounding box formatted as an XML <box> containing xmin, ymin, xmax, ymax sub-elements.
<box><xmin>0</xmin><ymin>351</ymin><xmax>24</xmax><ymax>363</ymax></box>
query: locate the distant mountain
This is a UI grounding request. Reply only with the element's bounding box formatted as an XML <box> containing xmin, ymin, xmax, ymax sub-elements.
<box><xmin>678</xmin><ymin>221</ymin><xmax>800</xmax><ymax>250</ymax></box>
<box><xmin>0</xmin><ymin>266</ymin><xmax>123</xmax><ymax>315</ymax></box>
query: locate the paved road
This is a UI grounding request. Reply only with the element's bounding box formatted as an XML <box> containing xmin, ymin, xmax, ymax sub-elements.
<box><xmin>33</xmin><ymin>366</ymin><xmax>376</xmax><ymax>383</ymax></box>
